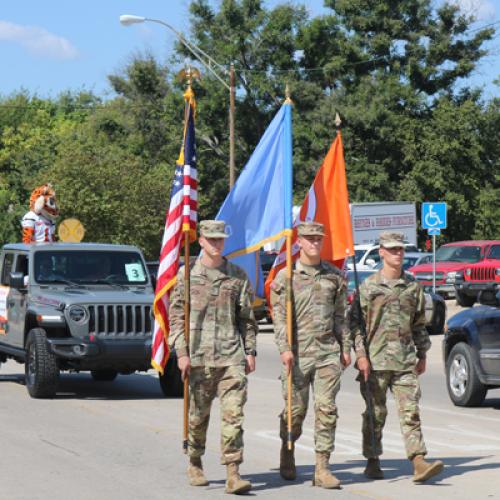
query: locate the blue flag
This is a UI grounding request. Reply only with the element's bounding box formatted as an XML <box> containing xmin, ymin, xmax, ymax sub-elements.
<box><xmin>216</xmin><ymin>102</ymin><xmax>293</xmax><ymax>297</ymax></box>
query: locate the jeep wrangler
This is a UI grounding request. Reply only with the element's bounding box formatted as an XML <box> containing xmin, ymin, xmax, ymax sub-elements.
<box><xmin>0</xmin><ymin>243</ymin><xmax>182</xmax><ymax>398</ymax></box>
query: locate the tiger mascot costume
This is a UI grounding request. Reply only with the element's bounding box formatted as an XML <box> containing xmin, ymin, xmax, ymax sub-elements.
<box><xmin>21</xmin><ymin>184</ymin><xmax>59</xmax><ymax>243</ymax></box>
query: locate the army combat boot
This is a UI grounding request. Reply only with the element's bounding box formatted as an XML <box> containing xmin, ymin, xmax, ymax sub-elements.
<box><xmin>279</xmin><ymin>441</ymin><xmax>296</xmax><ymax>480</ymax></box>
<box><xmin>225</xmin><ymin>463</ymin><xmax>252</xmax><ymax>494</ymax></box>
<box><xmin>312</xmin><ymin>452</ymin><xmax>341</xmax><ymax>489</ymax></box>
<box><xmin>412</xmin><ymin>455</ymin><xmax>444</xmax><ymax>482</ymax></box>
<box><xmin>364</xmin><ymin>458</ymin><xmax>384</xmax><ymax>479</ymax></box>
<box><xmin>187</xmin><ymin>457</ymin><xmax>209</xmax><ymax>486</ymax></box>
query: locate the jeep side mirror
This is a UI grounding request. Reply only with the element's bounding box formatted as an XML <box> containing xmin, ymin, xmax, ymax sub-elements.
<box><xmin>9</xmin><ymin>272</ymin><xmax>25</xmax><ymax>289</ymax></box>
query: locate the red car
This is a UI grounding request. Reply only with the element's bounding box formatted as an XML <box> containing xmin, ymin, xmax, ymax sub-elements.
<box><xmin>454</xmin><ymin>243</ymin><xmax>500</xmax><ymax>306</ymax></box>
<box><xmin>408</xmin><ymin>240</ymin><xmax>500</xmax><ymax>301</ymax></box>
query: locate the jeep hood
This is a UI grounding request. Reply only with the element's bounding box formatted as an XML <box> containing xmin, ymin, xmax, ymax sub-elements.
<box><xmin>447</xmin><ymin>306</ymin><xmax>494</xmax><ymax>328</ymax></box>
<box><xmin>30</xmin><ymin>288</ymin><xmax>154</xmax><ymax>308</ymax></box>
<box><xmin>409</xmin><ymin>262</ymin><xmax>468</xmax><ymax>273</ymax></box>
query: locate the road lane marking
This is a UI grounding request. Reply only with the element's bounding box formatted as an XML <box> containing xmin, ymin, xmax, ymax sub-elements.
<box><xmin>426</xmin><ymin>424</ymin><xmax>500</xmax><ymax>443</ymax></box>
<box><xmin>254</xmin><ymin>425</ymin><xmax>500</xmax><ymax>456</ymax></box>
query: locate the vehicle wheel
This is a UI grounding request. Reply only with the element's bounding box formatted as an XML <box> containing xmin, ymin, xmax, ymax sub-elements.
<box><xmin>91</xmin><ymin>370</ymin><xmax>118</xmax><ymax>382</ymax></box>
<box><xmin>446</xmin><ymin>343</ymin><xmax>487</xmax><ymax>407</ymax></box>
<box><xmin>427</xmin><ymin>303</ymin><xmax>445</xmax><ymax>335</ymax></box>
<box><xmin>456</xmin><ymin>291</ymin><xmax>476</xmax><ymax>307</ymax></box>
<box><xmin>25</xmin><ymin>328</ymin><xmax>59</xmax><ymax>398</ymax></box>
<box><xmin>159</xmin><ymin>355</ymin><xmax>183</xmax><ymax>398</ymax></box>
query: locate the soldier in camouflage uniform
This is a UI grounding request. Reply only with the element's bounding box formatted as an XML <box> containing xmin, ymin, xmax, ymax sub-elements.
<box><xmin>350</xmin><ymin>231</ymin><xmax>444</xmax><ymax>482</ymax></box>
<box><xmin>169</xmin><ymin>220</ymin><xmax>258</xmax><ymax>494</ymax></box>
<box><xmin>270</xmin><ymin>222</ymin><xmax>365</xmax><ymax>489</ymax></box>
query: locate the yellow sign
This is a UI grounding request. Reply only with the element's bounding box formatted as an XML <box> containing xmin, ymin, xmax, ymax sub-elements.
<box><xmin>58</xmin><ymin>218</ymin><xmax>85</xmax><ymax>243</ymax></box>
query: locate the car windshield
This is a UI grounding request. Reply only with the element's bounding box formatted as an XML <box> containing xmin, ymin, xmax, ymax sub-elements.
<box><xmin>34</xmin><ymin>251</ymin><xmax>148</xmax><ymax>285</ymax></box>
<box><xmin>260</xmin><ymin>252</ymin><xmax>278</xmax><ymax>271</ymax></box>
<box><xmin>354</xmin><ymin>249</ymin><xmax>366</xmax><ymax>263</ymax></box>
<box><xmin>435</xmin><ymin>245</ymin><xmax>482</xmax><ymax>263</ymax></box>
<box><xmin>487</xmin><ymin>245</ymin><xmax>500</xmax><ymax>260</ymax></box>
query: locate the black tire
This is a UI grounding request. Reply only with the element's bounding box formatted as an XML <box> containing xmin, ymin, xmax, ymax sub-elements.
<box><xmin>446</xmin><ymin>342</ymin><xmax>487</xmax><ymax>407</ymax></box>
<box><xmin>427</xmin><ymin>303</ymin><xmax>446</xmax><ymax>335</ymax></box>
<box><xmin>456</xmin><ymin>291</ymin><xmax>476</xmax><ymax>307</ymax></box>
<box><xmin>25</xmin><ymin>328</ymin><xmax>59</xmax><ymax>398</ymax></box>
<box><xmin>91</xmin><ymin>370</ymin><xmax>118</xmax><ymax>382</ymax></box>
<box><xmin>159</xmin><ymin>355</ymin><xmax>183</xmax><ymax>398</ymax></box>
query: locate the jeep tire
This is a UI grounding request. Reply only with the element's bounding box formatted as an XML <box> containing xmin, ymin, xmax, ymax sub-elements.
<box><xmin>91</xmin><ymin>370</ymin><xmax>118</xmax><ymax>382</ymax></box>
<box><xmin>446</xmin><ymin>342</ymin><xmax>487</xmax><ymax>407</ymax></box>
<box><xmin>159</xmin><ymin>355</ymin><xmax>183</xmax><ymax>398</ymax></box>
<box><xmin>456</xmin><ymin>290</ymin><xmax>476</xmax><ymax>307</ymax></box>
<box><xmin>427</xmin><ymin>302</ymin><xmax>445</xmax><ymax>335</ymax></box>
<box><xmin>25</xmin><ymin>328</ymin><xmax>59</xmax><ymax>398</ymax></box>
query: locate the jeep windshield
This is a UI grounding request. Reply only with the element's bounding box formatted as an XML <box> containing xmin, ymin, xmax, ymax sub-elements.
<box><xmin>354</xmin><ymin>250</ymin><xmax>366</xmax><ymax>263</ymax></box>
<box><xmin>34</xmin><ymin>251</ymin><xmax>148</xmax><ymax>285</ymax></box>
<box><xmin>435</xmin><ymin>245</ymin><xmax>482</xmax><ymax>263</ymax></box>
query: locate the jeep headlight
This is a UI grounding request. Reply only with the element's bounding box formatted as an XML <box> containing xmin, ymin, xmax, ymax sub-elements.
<box><xmin>68</xmin><ymin>305</ymin><xmax>88</xmax><ymax>324</ymax></box>
<box><xmin>496</xmin><ymin>268</ymin><xmax>500</xmax><ymax>276</ymax></box>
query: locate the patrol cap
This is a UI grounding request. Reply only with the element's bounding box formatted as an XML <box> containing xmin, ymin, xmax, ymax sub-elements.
<box><xmin>199</xmin><ymin>220</ymin><xmax>229</xmax><ymax>239</ymax></box>
<box><xmin>379</xmin><ymin>231</ymin><xmax>405</xmax><ymax>248</ymax></box>
<box><xmin>297</xmin><ymin>221</ymin><xmax>325</xmax><ymax>237</ymax></box>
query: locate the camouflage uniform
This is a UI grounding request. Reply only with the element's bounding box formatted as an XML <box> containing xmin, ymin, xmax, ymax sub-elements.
<box><xmin>169</xmin><ymin>251</ymin><xmax>258</xmax><ymax>465</ymax></box>
<box><xmin>271</xmin><ymin>256</ymin><xmax>363</xmax><ymax>453</ymax></box>
<box><xmin>350</xmin><ymin>268</ymin><xmax>431</xmax><ymax>460</ymax></box>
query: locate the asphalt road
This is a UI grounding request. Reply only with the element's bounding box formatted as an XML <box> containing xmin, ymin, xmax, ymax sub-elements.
<box><xmin>1</xmin><ymin>301</ymin><xmax>499</xmax><ymax>500</ymax></box>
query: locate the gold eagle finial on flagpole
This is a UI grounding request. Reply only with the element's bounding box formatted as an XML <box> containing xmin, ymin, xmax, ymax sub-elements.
<box><xmin>284</xmin><ymin>83</ymin><xmax>293</xmax><ymax>104</ymax></box>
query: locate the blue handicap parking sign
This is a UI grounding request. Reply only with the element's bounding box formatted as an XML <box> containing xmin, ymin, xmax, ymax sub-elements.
<box><xmin>422</xmin><ymin>202</ymin><xmax>447</xmax><ymax>230</ymax></box>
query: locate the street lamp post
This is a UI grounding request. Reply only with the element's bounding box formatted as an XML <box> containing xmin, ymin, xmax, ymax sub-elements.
<box><xmin>120</xmin><ymin>15</ymin><xmax>236</xmax><ymax>190</ymax></box>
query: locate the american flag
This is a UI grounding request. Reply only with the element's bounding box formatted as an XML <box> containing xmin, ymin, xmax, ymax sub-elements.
<box><xmin>152</xmin><ymin>88</ymin><xmax>197</xmax><ymax>373</ymax></box>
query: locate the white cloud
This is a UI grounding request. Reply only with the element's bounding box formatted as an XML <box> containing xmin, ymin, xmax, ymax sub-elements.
<box><xmin>0</xmin><ymin>20</ymin><xmax>78</xmax><ymax>59</ymax></box>
<box><xmin>450</xmin><ymin>0</ymin><xmax>496</xmax><ymax>21</ymax></box>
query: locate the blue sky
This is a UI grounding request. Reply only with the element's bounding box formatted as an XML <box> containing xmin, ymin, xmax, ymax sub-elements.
<box><xmin>0</xmin><ymin>0</ymin><xmax>498</xmax><ymax>100</ymax></box>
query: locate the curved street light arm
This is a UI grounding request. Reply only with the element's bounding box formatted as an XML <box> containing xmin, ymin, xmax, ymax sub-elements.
<box><xmin>145</xmin><ymin>18</ymin><xmax>230</xmax><ymax>91</ymax></box>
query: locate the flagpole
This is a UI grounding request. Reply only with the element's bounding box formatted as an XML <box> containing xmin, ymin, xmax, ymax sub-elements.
<box><xmin>183</xmin><ymin>232</ymin><xmax>190</xmax><ymax>453</ymax></box>
<box><xmin>181</xmin><ymin>70</ymin><xmax>195</xmax><ymax>453</ymax></box>
<box><xmin>284</xmin><ymin>85</ymin><xmax>294</xmax><ymax>451</ymax></box>
<box><xmin>285</xmin><ymin>230</ymin><xmax>293</xmax><ymax>451</ymax></box>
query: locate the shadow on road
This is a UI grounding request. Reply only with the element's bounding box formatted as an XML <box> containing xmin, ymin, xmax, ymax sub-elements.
<box><xmin>0</xmin><ymin>371</ymin><xmax>176</xmax><ymax>401</ymax></box>
<box><xmin>482</xmin><ymin>397</ymin><xmax>500</xmax><ymax>410</ymax></box>
<box><xmin>206</xmin><ymin>456</ymin><xmax>500</xmax><ymax>492</ymax></box>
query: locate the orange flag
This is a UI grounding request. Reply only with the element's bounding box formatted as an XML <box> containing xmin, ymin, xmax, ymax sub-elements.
<box><xmin>265</xmin><ymin>131</ymin><xmax>354</xmax><ymax>304</ymax></box>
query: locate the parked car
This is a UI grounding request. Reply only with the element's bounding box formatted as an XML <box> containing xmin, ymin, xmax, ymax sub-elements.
<box><xmin>0</xmin><ymin>243</ymin><xmax>182</xmax><ymax>399</ymax></box>
<box><xmin>408</xmin><ymin>240</ymin><xmax>500</xmax><ymax>300</ymax></box>
<box><xmin>374</xmin><ymin>252</ymin><xmax>432</xmax><ymax>272</ymax></box>
<box><xmin>443</xmin><ymin>289</ymin><xmax>500</xmax><ymax>406</ymax></box>
<box><xmin>346</xmin><ymin>270</ymin><xmax>446</xmax><ymax>335</ymax></box>
<box><xmin>347</xmin><ymin>242</ymin><xmax>419</xmax><ymax>271</ymax></box>
<box><xmin>453</xmin><ymin>242</ymin><xmax>500</xmax><ymax>307</ymax></box>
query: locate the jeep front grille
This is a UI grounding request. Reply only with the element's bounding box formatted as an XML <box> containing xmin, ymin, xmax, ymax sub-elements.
<box><xmin>88</xmin><ymin>305</ymin><xmax>152</xmax><ymax>336</ymax></box>
<box><xmin>416</xmin><ymin>272</ymin><xmax>444</xmax><ymax>283</ymax></box>
<box><xmin>470</xmin><ymin>267</ymin><xmax>495</xmax><ymax>281</ymax></box>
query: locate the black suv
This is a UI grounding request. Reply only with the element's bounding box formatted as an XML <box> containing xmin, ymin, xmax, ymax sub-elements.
<box><xmin>443</xmin><ymin>289</ymin><xmax>500</xmax><ymax>406</ymax></box>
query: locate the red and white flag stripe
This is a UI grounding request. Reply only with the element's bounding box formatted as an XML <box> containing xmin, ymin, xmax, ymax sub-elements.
<box><xmin>152</xmin><ymin>91</ymin><xmax>197</xmax><ymax>373</ymax></box>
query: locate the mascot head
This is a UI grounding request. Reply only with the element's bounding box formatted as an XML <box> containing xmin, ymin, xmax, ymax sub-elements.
<box><xmin>29</xmin><ymin>183</ymin><xmax>59</xmax><ymax>221</ymax></box>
